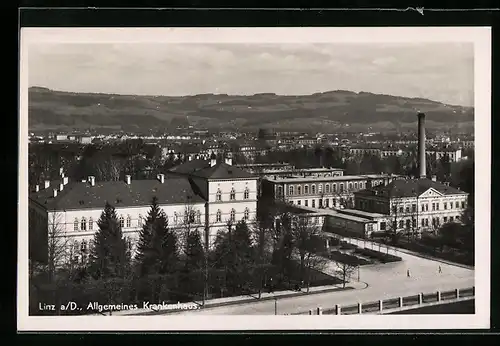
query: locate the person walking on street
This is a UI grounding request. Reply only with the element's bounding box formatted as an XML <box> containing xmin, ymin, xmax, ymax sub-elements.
<box><xmin>438</xmin><ymin>265</ymin><xmax>442</xmax><ymax>274</ymax></box>
<box><xmin>407</xmin><ymin>269</ymin><xmax>411</xmax><ymax>277</ymax></box>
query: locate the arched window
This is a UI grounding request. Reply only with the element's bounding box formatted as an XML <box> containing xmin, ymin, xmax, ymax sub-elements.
<box><xmin>348</xmin><ymin>182</ymin><xmax>353</xmax><ymax>190</ymax></box>
<box><xmin>359</xmin><ymin>182</ymin><xmax>364</xmax><ymax>189</ymax></box>
<box><xmin>216</xmin><ymin>189</ymin><xmax>222</xmax><ymax>201</ymax></box>
<box><xmin>119</xmin><ymin>216</ymin><xmax>124</xmax><ymax>228</ymax></box>
<box><xmin>325</xmin><ymin>184</ymin><xmax>330</xmax><ymax>194</ymax></box>
<box><xmin>354</xmin><ymin>182</ymin><xmax>358</xmax><ymax>189</ymax></box>
<box><xmin>138</xmin><ymin>214</ymin><xmax>143</xmax><ymax>227</ymax></box>
<box><xmin>399</xmin><ymin>220</ymin><xmax>404</xmax><ymax>228</ymax></box>
<box><xmin>277</xmin><ymin>186</ymin><xmax>283</xmax><ymax>196</ymax></box>
<box><xmin>289</xmin><ymin>185</ymin><xmax>294</xmax><ymax>196</ymax></box>
<box><xmin>332</xmin><ymin>183</ymin><xmax>337</xmax><ymax>193</ymax></box>
<box><xmin>216</xmin><ymin>210</ymin><xmax>222</xmax><ymax>222</ymax></box>
<box><xmin>244</xmin><ymin>188</ymin><xmax>249</xmax><ymax>199</ymax></box>
<box><xmin>339</xmin><ymin>183</ymin><xmax>344</xmax><ymax>192</ymax></box>
<box><xmin>304</xmin><ymin>185</ymin><xmax>309</xmax><ymax>194</ymax></box>
<box><xmin>88</xmin><ymin>217</ymin><xmax>93</xmax><ymax>231</ymax></box>
<box><xmin>80</xmin><ymin>240</ymin><xmax>87</xmax><ymax>254</ymax></box>
<box><xmin>311</xmin><ymin>185</ymin><xmax>316</xmax><ymax>194</ymax></box>
<box><xmin>244</xmin><ymin>208</ymin><xmax>250</xmax><ymax>221</ymax></box>
<box><xmin>230</xmin><ymin>209</ymin><xmax>236</xmax><ymax>223</ymax></box>
<box><xmin>318</xmin><ymin>184</ymin><xmax>323</xmax><ymax>194</ymax></box>
<box><xmin>80</xmin><ymin>217</ymin><xmax>87</xmax><ymax>231</ymax></box>
<box><xmin>297</xmin><ymin>186</ymin><xmax>302</xmax><ymax>195</ymax></box>
<box><xmin>126</xmin><ymin>215</ymin><xmax>131</xmax><ymax>228</ymax></box>
<box><xmin>230</xmin><ymin>188</ymin><xmax>236</xmax><ymax>200</ymax></box>
<box><xmin>196</xmin><ymin>210</ymin><xmax>202</xmax><ymax>224</ymax></box>
<box><xmin>74</xmin><ymin>218</ymin><xmax>79</xmax><ymax>231</ymax></box>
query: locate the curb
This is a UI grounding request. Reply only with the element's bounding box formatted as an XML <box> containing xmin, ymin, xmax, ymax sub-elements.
<box><xmin>132</xmin><ymin>286</ymin><xmax>356</xmax><ymax>315</ymax></box>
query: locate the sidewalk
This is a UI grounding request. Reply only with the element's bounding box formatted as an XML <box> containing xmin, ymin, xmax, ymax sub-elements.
<box><xmin>108</xmin><ymin>281</ymin><xmax>367</xmax><ymax>316</ymax></box>
<box><xmin>345</xmin><ymin>237</ymin><xmax>474</xmax><ymax>270</ymax></box>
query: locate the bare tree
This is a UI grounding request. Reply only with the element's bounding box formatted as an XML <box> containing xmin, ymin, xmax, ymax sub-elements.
<box><xmin>93</xmin><ymin>158</ymin><xmax>123</xmax><ymax>181</ymax></box>
<box><xmin>251</xmin><ymin>215</ymin><xmax>274</xmax><ymax>298</ymax></box>
<box><xmin>335</xmin><ymin>261</ymin><xmax>358</xmax><ymax>288</ymax></box>
<box><xmin>43</xmin><ymin>212</ymin><xmax>70</xmax><ymax>282</ymax></box>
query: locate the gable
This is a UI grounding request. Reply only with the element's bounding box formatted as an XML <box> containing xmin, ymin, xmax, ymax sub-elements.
<box><xmin>419</xmin><ymin>188</ymin><xmax>444</xmax><ymax>198</ymax></box>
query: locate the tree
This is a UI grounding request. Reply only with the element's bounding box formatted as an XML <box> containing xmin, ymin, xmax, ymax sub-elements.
<box><xmin>251</xmin><ymin>214</ymin><xmax>274</xmax><ymax>298</ymax></box>
<box><xmin>45</xmin><ymin>212</ymin><xmax>70</xmax><ymax>283</ymax></box>
<box><xmin>87</xmin><ymin>202</ymin><xmax>130</xmax><ymax>280</ymax></box>
<box><xmin>180</xmin><ymin>229</ymin><xmax>205</xmax><ymax>299</ymax></box>
<box><xmin>335</xmin><ymin>262</ymin><xmax>358</xmax><ymax>288</ymax></box>
<box><xmin>135</xmin><ymin>196</ymin><xmax>162</xmax><ymax>277</ymax></box>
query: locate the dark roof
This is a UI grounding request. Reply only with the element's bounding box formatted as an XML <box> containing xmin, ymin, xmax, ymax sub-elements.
<box><xmin>29</xmin><ymin>177</ymin><xmax>205</xmax><ymax>211</ymax></box>
<box><xmin>355</xmin><ymin>178</ymin><xmax>466</xmax><ymax>198</ymax></box>
<box><xmin>169</xmin><ymin>159</ymin><xmax>256</xmax><ymax>180</ymax></box>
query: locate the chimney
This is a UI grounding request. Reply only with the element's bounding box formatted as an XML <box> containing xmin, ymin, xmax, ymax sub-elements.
<box><xmin>125</xmin><ymin>175</ymin><xmax>131</xmax><ymax>185</ymax></box>
<box><xmin>225</xmin><ymin>156</ymin><xmax>232</xmax><ymax>166</ymax></box>
<box><xmin>61</xmin><ymin>172</ymin><xmax>65</xmax><ymax>178</ymax></box>
<box><xmin>35</xmin><ymin>184</ymin><xmax>39</xmax><ymax>192</ymax></box>
<box><xmin>53</xmin><ymin>189</ymin><xmax>58</xmax><ymax>198</ymax></box>
<box><xmin>59</xmin><ymin>167</ymin><xmax>64</xmax><ymax>175</ymax></box>
<box><xmin>63</xmin><ymin>176</ymin><xmax>69</xmax><ymax>185</ymax></box>
<box><xmin>59</xmin><ymin>183</ymin><xmax>64</xmax><ymax>191</ymax></box>
<box><xmin>210</xmin><ymin>158</ymin><xmax>217</xmax><ymax>167</ymax></box>
<box><xmin>44</xmin><ymin>180</ymin><xmax>50</xmax><ymax>189</ymax></box>
<box><xmin>417</xmin><ymin>112</ymin><xmax>426</xmax><ymax>178</ymax></box>
<box><xmin>188</xmin><ymin>155</ymin><xmax>192</xmax><ymax>161</ymax></box>
<box><xmin>431</xmin><ymin>175</ymin><xmax>437</xmax><ymax>182</ymax></box>
<box><xmin>157</xmin><ymin>173</ymin><xmax>165</xmax><ymax>184</ymax></box>
<box><xmin>88</xmin><ymin>176</ymin><xmax>95</xmax><ymax>186</ymax></box>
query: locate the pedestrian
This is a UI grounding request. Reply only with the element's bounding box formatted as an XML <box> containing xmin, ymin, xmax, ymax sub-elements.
<box><xmin>269</xmin><ymin>277</ymin><xmax>274</xmax><ymax>293</ymax></box>
<box><xmin>438</xmin><ymin>265</ymin><xmax>442</xmax><ymax>274</ymax></box>
<box><xmin>407</xmin><ymin>269</ymin><xmax>411</xmax><ymax>277</ymax></box>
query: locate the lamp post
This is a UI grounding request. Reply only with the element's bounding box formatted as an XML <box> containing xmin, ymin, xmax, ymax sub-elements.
<box><xmin>274</xmin><ymin>296</ymin><xmax>278</xmax><ymax>315</ymax></box>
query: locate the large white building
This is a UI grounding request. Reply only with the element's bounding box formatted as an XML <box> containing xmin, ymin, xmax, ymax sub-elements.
<box><xmin>29</xmin><ymin>157</ymin><xmax>258</xmax><ymax>265</ymax></box>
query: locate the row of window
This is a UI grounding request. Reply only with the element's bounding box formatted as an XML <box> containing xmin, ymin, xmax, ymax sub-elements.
<box><xmin>215</xmin><ymin>188</ymin><xmax>250</xmax><ymax>201</ymax></box>
<box><xmin>73</xmin><ymin>211</ymin><xmax>204</xmax><ymax>232</ymax></box>
<box><xmin>391</xmin><ymin>200</ymin><xmax>466</xmax><ymax>215</ymax></box>
<box><xmin>279</xmin><ymin>181</ymin><xmax>368</xmax><ymax>197</ymax></box>
<box><xmin>215</xmin><ymin>208</ymin><xmax>251</xmax><ymax>223</ymax></box>
<box><xmin>379</xmin><ymin>215</ymin><xmax>461</xmax><ymax>230</ymax></box>
<box><xmin>290</xmin><ymin>198</ymin><xmax>353</xmax><ymax>209</ymax></box>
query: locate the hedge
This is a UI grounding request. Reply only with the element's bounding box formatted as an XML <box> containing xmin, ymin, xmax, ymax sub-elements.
<box><xmin>328</xmin><ymin>250</ymin><xmax>371</xmax><ymax>266</ymax></box>
<box><xmin>355</xmin><ymin>248</ymin><xmax>402</xmax><ymax>263</ymax></box>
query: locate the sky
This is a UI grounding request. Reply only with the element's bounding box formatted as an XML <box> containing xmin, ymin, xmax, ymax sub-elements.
<box><xmin>28</xmin><ymin>42</ymin><xmax>474</xmax><ymax>107</ymax></box>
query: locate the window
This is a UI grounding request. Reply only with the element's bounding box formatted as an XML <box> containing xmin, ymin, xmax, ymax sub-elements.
<box><xmin>450</xmin><ymin>202</ymin><xmax>453</xmax><ymax>209</ymax></box>
<box><xmin>197</xmin><ymin>210</ymin><xmax>202</xmax><ymax>224</ymax></box>
<box><xmin>305</xmin><ymin>200</ymin><xmax>309</xmax><ymax>207</ymax></box>
<box><xmin>304</xmin><ymin>185</ymin><xmax>309</xmax><ymax>194</ymax></box>
<box><xmin>230</xmin><ymin>209</ymin><xmax>236</xmax><ymax>223</ymax></box>
<box><xmin>319</xmin><ymin>199</ymin><xmax>323</xmax><ymax>208</ymax></box>
<box><xmin>332</xmin><ymin>183</ymin><xmax>337</xmax><ymax>193</ymax></box>
<box><xmin>188</xmin><ymin>210</ymin><xmax>196</xmax><ymax>223</ymax></box>
<box><xmin>277</xmin><ymin>186</ymin><xmax>283</xmax><ymax>196</ymax></box>
<box><xmin>126</xmin><ymin>215</ymin><xmax>131</xmax><ymax>228</ymax></box>
<box><xmin>406</xmin><ymin>219</ymin><xmax>411</xmax><ymax>228</ymax></box>
<box><xmin>216</xmin><ymin>189</ymin><xmax>222</xmax><ymax>201</ymax></box>
<box><xmin>216</xmin><ymin>210</ymin><xmax>222</xmax><ymax>222</ymax></box>
<box><xmin>399</xmin><ymin>220</ymin><xmax>404</xmax><ymax>228</ymax></box>
<box><xmin>405</xmin><ymin>206</ymin><xmax>410</xmax><ymax>213</ymax></box>
<box><xmin>138</xmin><ymin>215</ymin><xmax>142</xmax><ymax>227</ymax></box>
<box><xmin>399</xmin><ymin>206</ymin><xmax>403</xmax><ymax>213</ymax></box>
<box><xmin>332</xmin><ymin>198</ymin><xmax>336</xmax><ymax>207</ymax></box>
<box><xmin>80</xmin><ymin>217</ymin><xmax>87</xmax><ymax>231</ymax></box>
<box><xmin>325</xmin><ymin>184</ymin><xmax>330</xmax><ymax>194</ymax></box>
<box><xmin>436</xmin><ymin>203</ymin><xmax>440</xmax><ymax>210</ymax></box>
<box><xmin>421</xmin><ymin>205</ymin><xmax>425</xmax><ymax>212</ymax></box>
<box><xmin>297</xmin><ymin>186</ymin><xmax>302</xmax><ymax>195</ymax></box>
<box><xmin>119</xmin><ymin>216</ymin><xmax>124</xmax><ymax>228</ymax></box>
<box><xmin>74</xmin><ymin>218</ymin><xmax>79</xmax><ymax>231</ymax></box>
<box><xmin>421</xmin><ymin>219</ymin><xmax>425</xmax><ymax>227</ymax></box>
<box><xmin>311</xmin><ymin>185</ymin><xmax>316</xmax><ymax>194</ymax></box>
<box><xmin>325</xmin><ymin>199</ymin><xmax>329</xmax><ymax>208</ymax></box>
<box><xmin>380</xmin><ymin>222</ymin><xmax>386</xmax><ymax>231</ymax></box>
<box><xmin>412</xmin><ymin>204</ymin><xmax>416</xmax><ymax>212</ymax></box>
<box><xmin>432</xmin><ymin>203</ymin><xmax>436</xmax><ymax>211</ymax></box>
<box><xmin>348</xmin><ymin>183</ymin><xmax>353</xmax><ymax>190</ymax></box>
<box><xmin>312</xmin><ymin>200</ymin><xmax>316</xmax><ymax>208</ymax></box>
<box><xmin>444</xmin><ymin>216</ymin><xmax>448</xmax><ymax>223</ymax></box>
<box><xmin>456</xmin><ymin>215</ymin><xmax>460</xmax><ymax>221</ymax></box>
<box><xmin>88</xmin><ymin>217</ymin><xmax>93</xmax><ymax>231</ymax></box>
<box><xmin>444</xmin><ymin>203</ymin><xmax>447</xmax><ymax>210</ymax></box>
<box><xmin>289</xmin><ymin>185</ymin><xmax>294</xmax><ymax>196</ymax></box>
<box><xmin>461</xmin><ymin>201</ymin><xmax>465</xmax><ymax>209</ymax></box>
<box><xmin>425</xmin><ymin>204</ymin><xmax>429</xmax><ymax>211</ymax></box>
<box><xmin>244</xmin><ymin>188</ymin><xmax>249</xmax><ymax>199</ymax></box>
<box><xmin>318</xmin><ymin>184</ymin><xmax>323</xmax><ymax>194</ymax></box>
<box><xmin>412</xmin><ymin>219</ymin><xmax>417</xmax><ymax>228</ymax></box>
<box><xmin>354</xmin><ymin>182</ymin><xmax>358</xmax><ymax>189</ymax></box>
<box><xmin>339</xmin><ymin>183</ymin><xmax>344</xmax><ymax>192</ymax></box>
<box><xmin>359</xmin><ymin>182</ymin><xmax>364</xmax><ymax>189</ymax></box>
<box><xmin>81</xmin><ymin>240</ymin><xmax>87</xmax><ymax>254</ymax></box>
<box><xmin>313</xmin><ymin>217</ymin><xmax>318</xmax><ymax>225</ymax></box>
<box><xmin>244</xmin><ymin>208</ymin><xmax>249</xmax><ymax>221</ymax></box>
<box><xmin>455</xmin><ymin>201</ymin><xmax>459</xmax><ymax>208</ymax></box>
<box><xmin>230</xmin><ymin>188</ymin><xmax>236</xmax><ymax>200</ymax></box>
<box><xmin>297</xmin><ymin>200</ymin><xmax>301</xmax><ymax>206</ymax></box>
<box><xmin>425</xmin><ymin>219</ymin><xmax>429</xmax><ymax>226</ymax></box>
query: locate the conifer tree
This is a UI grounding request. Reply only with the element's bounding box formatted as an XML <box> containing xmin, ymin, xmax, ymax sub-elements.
<box><xmin>87</xmin><ymin>202</ymin><xmax>130</xmax><ymax>280</ymax></box>
<box><xmin>135</xmin><ymin>196</ymin><xmax>162</xmax><ymax>276</ymax></box>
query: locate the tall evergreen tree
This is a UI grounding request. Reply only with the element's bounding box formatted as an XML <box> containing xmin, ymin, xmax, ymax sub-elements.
<box><xmin>87</xmin><ymin>202</ymin><xmax>130</xmax><ymax>280</ymax></box>
<box><xmin>135</xmin><ymin>196</ymin><xmax>162</xmax><ymax>276</ymax></box>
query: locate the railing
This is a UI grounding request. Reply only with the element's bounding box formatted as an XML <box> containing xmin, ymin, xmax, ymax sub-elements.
<box><xmin>289</xmin><ymin>286</ymin><xmax>474</xmax><ymax>315</ymax></box>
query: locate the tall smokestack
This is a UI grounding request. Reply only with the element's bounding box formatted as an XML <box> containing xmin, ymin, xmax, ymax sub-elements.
<box><xmin>417</xmin><ymin>112</ymin><xmax>426</xmax><ymax>178</ymax></box>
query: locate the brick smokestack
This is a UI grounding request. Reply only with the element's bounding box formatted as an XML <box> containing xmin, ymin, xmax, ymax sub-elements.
<box><xmin>417</xmin><ymin>112</ymin><xmax>426</xmax><ymax>178</ymax></box>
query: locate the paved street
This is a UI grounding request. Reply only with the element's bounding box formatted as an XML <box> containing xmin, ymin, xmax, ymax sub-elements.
<box><xmin>167</xmin><ymin>237</ymin><xmax>474</xmax><ymax>315</ymax></box>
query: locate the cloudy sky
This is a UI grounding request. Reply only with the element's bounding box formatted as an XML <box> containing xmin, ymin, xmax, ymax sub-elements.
<box><xmin>28</xmin><ymin>42</ymin><xmax>474</xmax><ymax>106</ymax></box>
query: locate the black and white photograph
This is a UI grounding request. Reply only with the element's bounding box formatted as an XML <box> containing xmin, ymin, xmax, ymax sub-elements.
<box><xmin>19</xmin><ymin>27</ymin><xmax>491</xmax><ymax>331</ymax></box>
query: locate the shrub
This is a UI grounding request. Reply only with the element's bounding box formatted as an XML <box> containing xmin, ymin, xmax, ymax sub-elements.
<box><xmin>355</xmin><ymin>248</ymin><xmax>402</xmax><ymax>263</ymax></box>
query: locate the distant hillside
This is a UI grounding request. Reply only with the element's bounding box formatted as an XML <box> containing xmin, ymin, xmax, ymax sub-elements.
<box><xmin>28</xmin><ymin>87</ymin><xmax>474</xmax><ymax>132</ymax></box>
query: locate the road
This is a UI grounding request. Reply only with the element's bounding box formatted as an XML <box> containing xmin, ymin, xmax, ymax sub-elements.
<box><xmin>167</xmin><ymin>238</ymin><xmax>474</xmax><ymax>315</ymax></box>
